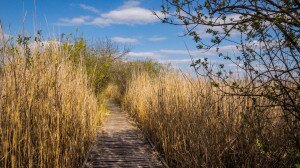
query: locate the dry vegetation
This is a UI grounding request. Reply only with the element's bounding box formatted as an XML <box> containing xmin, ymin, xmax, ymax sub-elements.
<box><xmin>0</xmin><ymin>33</ymin><xmax>298</xmax><ymax>167</ymax></box>
<box><xmin>1</xmin><ymin>9</ymin><xmax>299</xmax><ymax>167</ymax></box>
<box><xmin>122</xmin><ymin>71</ymin><xmax>299</xmax><ymax>167</ymax></box>
<box><xmin>0</xmin><ymin>39</ymin><xmax>105</xmax><ymax>167</ymax></box>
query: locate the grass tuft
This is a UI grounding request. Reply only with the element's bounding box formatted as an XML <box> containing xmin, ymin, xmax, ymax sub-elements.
<box><xmin>0</xmin><ymin>39</ymin><xmax>103</xmax><ymax>167</ymax></box>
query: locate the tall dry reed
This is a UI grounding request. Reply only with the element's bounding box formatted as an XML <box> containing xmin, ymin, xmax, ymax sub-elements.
<box><xmin>123</xmin><ymin>71</ymin><xmax>297</xmax><ymax>167</ymax></box>
<box><xmin>0</xmin><ymin>40</ymin><xmax>103</xmax><ymax>167</ymax></box>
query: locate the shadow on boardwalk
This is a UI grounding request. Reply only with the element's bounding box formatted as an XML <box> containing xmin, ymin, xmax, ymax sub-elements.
<box><xmin>83</xmin><ymin>101</ymin><xmax>165</xmax><ymax>168</ymax></box>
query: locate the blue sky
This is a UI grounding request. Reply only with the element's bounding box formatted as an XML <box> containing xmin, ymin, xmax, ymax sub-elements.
<box><xmin>0</xmin><ymin>0</ymin><xmax>238</xmax><ymax>72</ymax></box>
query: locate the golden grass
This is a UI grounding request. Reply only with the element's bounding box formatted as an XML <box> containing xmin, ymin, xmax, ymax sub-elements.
<box><xmin>103</xmin><ymin>84</ymin><xmax>122</xmax><ymax>104</ymax></box>
<box><xmin>123</xmin><ymin>71</ymin><xmax>297</xmax><ymax>167</ymax></box>
<box><xmin>0</xmin><ymin>41</ymin><xmax>103</xmax><ymax>167</ymax></box>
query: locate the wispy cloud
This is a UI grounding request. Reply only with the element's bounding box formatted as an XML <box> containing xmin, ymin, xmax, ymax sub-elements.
<box><xmin>128</xmin><ymin>51</ymin><xmax>160</xmax><ymax>57</ymax></box>
<box><xmin>160</xmin><ymin>45</ymin><xmax>237</xmax><ymax>57</ymax></box>
<box><xmin>58</xmin><ymin>1</ymin><xmax>162</xmax><ymax>26</ymax></box>
<box><xmin>120</xmin><ymin>0</ymin><xmax>141</xmax><ymax>9</ymax></box>
<box><xmin>91</xmin><ymin>7</ymin><xmax>161</xmax><ymax>26</ymax></box>
<box><xmin>58</xmin><ymin>16</ymin><xmax>91</xmax><ymax>25</ymax></box>
<box><xmin>126</xmin><ymin>44</ymin><xmax>238</xmax><ymax>66</ymax></box>
<box><xmin>147</xmin><ymin>36</ymin><xmax>166</xmax><ymax>42</ymax></box>
<box><xmin>111</xmin><ymin>37</ymin><xmax>138</xmax><ymax>44</ymax></box>
<box><xmin>158</xmin><ymin>59</ymin><xmax>191</xmax><ymax>64</ymax></box>
<box><xmin>124</xmin><ymin>43</ymin><xmax>238</xmax><ymax>64</ymax></box>
<box><xmin>79</xmin><ymin>4</ymin><xmax>100</xmax><ymax>14</ymax></box>
<box><xmin>159</xmin><ymin>49</ymin><xmax>214</xmax><ymax>56</ymax></box>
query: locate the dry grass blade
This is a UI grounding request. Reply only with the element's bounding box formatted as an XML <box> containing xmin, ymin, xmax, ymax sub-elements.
<box><xmin>0</xmin><ymin>38</ymin><xmax>104</xmax><ymax>167</ymax></box>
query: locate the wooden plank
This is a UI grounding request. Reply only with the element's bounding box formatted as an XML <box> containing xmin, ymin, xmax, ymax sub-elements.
<box><xmin>83</xmin><ymin>101</ymin><xmax>165</xmax><ymax>168</ymax></box>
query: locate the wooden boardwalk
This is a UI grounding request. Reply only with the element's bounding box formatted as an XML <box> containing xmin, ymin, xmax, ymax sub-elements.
<box><xmin>83</xmin><ymin>102</ymin><xmax>165</xmax><ymax>168</ymax></box>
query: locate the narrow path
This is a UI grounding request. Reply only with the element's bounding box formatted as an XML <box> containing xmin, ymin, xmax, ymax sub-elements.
<box><xmin>83</xmin><ymin>101</ymin><xmax>165</xmax><ymax>168</ymax></box>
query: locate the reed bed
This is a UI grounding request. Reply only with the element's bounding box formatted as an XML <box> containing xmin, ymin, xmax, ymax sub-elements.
<box><xmin>123</xmin><ymin>71</ymin><xmax>297</xmax><ymax>167</ymax></box>
<box><xmin>0</xmin><ymin>40</ymin><xmax>103</xmax><ymax>167</ymax></box>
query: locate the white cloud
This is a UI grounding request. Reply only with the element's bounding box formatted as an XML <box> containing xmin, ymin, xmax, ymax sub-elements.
<box><xmin>211</xmin><ymin>44</ymin><xmax>238</xmax><ymax>53</ymax></box>
<box><xmin>58</xmin><ymin>16</ymin><xmax>91</xmax><ymax>25</ymax></box>
<box><xmin>120</xmin><ymin>0</ymin><xmax>141</xmax><ymax>9</ymax></box>
<box><xmin>123</xmin><ymin>43</ymin><xmax>239</xmax><ymax>67</ymax></box>
<box><xmin>159</xmin><ymin>49</ymin><xmax>189</xmax><ymax>55</ymax></box>
<box><xmin>128</xmin><ymin>51</ymin><xmax>160</xmax><ymax>57</ymax></box>
<box><xmin>160</xmin><ymin>45</ymin><xmax>237</xmax><ymax>57</ymax></box>
<box><xmin>59</xmin><ymin>1</ymin><xmax>162</xmax><ymax>26</ymax></box>
<box><xmin>111</xmin><ymin>37</ymin><xmax>138</xmax><ymax>44</ymax></box>
<box><xmin>125</xmin><ymin>43</ymin><xmax>238</xmax><ymax>67</ymax></box>
<box><xmin>91</xmin><ymin>7</ymin><xmax>161</xmax><ymax>26</ymax></box>
<box><xmin>79</xmin><ymin>4</ymin><xmax>100</xmax><ymax>13</ymax></box>
<box><xmin>159</xmin><ymin>49</ymin><xmax>214</xmax><ymax>56</ymax></box>
<box><xmin>158</xmin><ymin>59</ymin><xmax>192</xmax><ymax>64</ymax></box>
<box><xmin>147</xmin><ymin>36</ymin><xmax>166</xmax><ymax>42</ymax></box>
